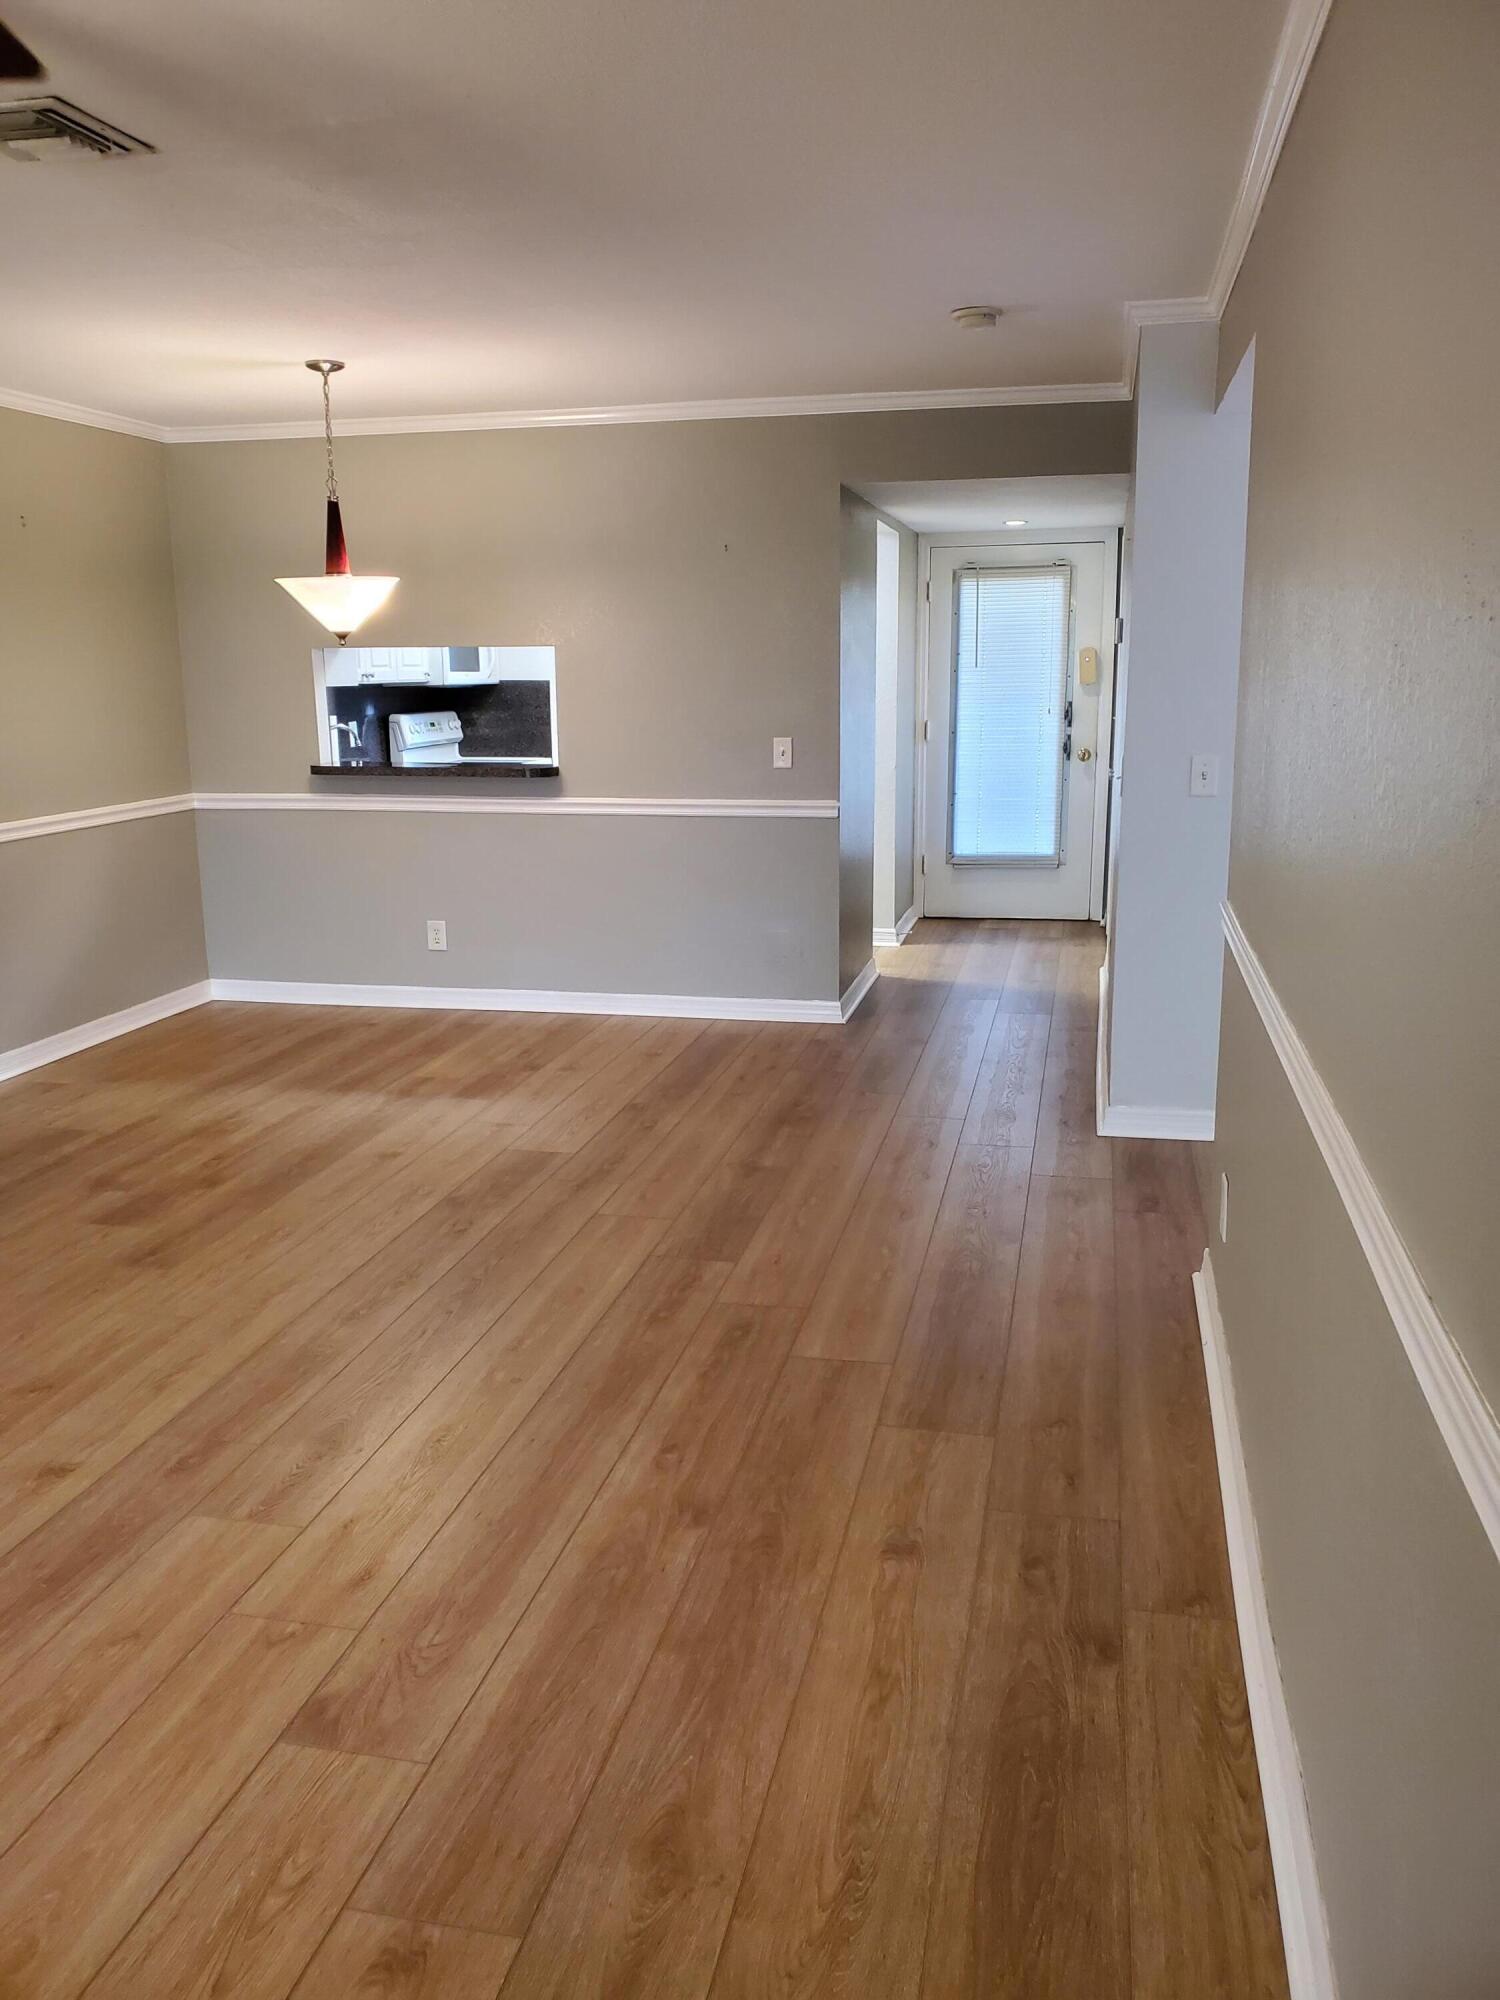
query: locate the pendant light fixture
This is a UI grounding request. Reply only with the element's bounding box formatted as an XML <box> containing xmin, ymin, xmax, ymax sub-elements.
<box><xmin>275</xmin><ymin>359</ymin><xmax>397</xmax><ymax>643</ymax></box>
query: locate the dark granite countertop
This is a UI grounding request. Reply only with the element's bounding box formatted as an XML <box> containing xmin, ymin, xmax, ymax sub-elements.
<box><xmin>309</xmin><ymin>763</ymin><xmax>561</xmax><ymax>778</ymax></box>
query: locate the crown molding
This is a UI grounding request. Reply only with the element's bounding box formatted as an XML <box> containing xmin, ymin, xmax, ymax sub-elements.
<box><xmin>156</xmin><ymin>379</ymin><xmax>1130</xmax><ymax>444</ymax></box>
<box><xmin>1119</xmin><ymin>0</ymin><xmax>1333</xmax><ymax>387</ymax></box>
<box><xmin>1206</xmin><ymin>0</ymin><xmax>1334</xmax><ymax>316</ymax></box>
<box><xmin>0</xmin><ymin>385</ymin><xmax>163</xmax><ymax>442</ymax></box>
<box><xmin>0</xmin><ymin>378</ymin><xmax>1130</xmax><ymax>445</ymax></box>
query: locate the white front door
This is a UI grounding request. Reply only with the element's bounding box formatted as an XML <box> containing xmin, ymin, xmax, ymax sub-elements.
<box><xmin>922</xmin><ymin>538</ymin><xmax>1111</xmax><ymax>920</ymax></box>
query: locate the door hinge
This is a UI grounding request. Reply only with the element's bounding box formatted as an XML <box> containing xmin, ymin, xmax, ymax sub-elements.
<box><xmin>921</xmin><ymin>718</ymin><xmax>929</xmax><ymax>742</ymax></box>
<box><xmin>924</xmin><ymin>578</ymin><xmax>931</xmax><ymax>602</ymax></box>
<box><xmin>920</xmin><ymin>853</ymin><xmax>926</xmax><ymax>874</ymax></box>
<box><xmin>1115</xmin><ymin>615</ymin><xmax>1125</xmax><ymax>645</ymax></box>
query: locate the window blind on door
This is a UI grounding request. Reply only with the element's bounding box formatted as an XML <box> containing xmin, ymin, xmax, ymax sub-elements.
<box><xmin>950</xmin><ymin>565</ymin><xmax>1070</xmax><ymax>864</ymax></box>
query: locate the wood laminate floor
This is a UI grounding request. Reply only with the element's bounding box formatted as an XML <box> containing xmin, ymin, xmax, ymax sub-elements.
<box><xmin>0</xmin><ymin>922</ymin><xmax>1290</xmax><ymax>1999</ymax></box>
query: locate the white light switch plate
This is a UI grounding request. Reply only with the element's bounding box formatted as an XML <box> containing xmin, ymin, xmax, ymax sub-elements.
<box><xmin>772</xmin><ymin>737</ymin><xmax>793</xmax><ymax>769</ymax></box>
<box><xmin>1190</xmin><ymin>753</ymin><xmax>1220</xmax><ymax>797</ymax></box>
<box><xmin>426</xmin><ymin>919</ymin><xmax>447</xmax><ymax>952</ymax></box>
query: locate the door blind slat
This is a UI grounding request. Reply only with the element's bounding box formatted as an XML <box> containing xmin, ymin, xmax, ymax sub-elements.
<box><xmin>949</xmin><ymin>566</ymin><xmax>1069</xmax><ymax>864</ymax></box>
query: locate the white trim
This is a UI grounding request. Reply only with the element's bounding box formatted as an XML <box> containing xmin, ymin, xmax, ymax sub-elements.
<box><xmin>839</xmin><ymin>959</ymin><xmax>879</xmax><ymax>1022</ymax></box>
<box><xmin>1194</xmin><ymin>1251</ymin><xmax>1339</xmax><ymax>2000</ymax></box>
<box><xmin>161</xmin><ymin>381</ymin><xmax>1129</xmax><ymax>442</ymax></box>
<box><xmin>1096</xmin><ymin>1102</ymin><xmax>1214</xmax><ymax>1141</ymax></box>
<box><xmin>1121</xmin><ymin>297</ymin><xmax>1218</xmax><ymax>393</ymax></box>
<box><xmin>193</xmin><ymin>792</ymin><xmax>838</xmax><ymax>819</ymax></box>
<box><xmin>0</xmin><ymin>385</ymin><xmax>162</xmax><ymax>442</ymax></box>
<box><xmin>0</xmin><ymin>381</ymin><xmax>1129</xmax><ymax>446</ymax></box>
<box><xmin>1204</xmin><ymin>0</ymin><xmax>1334</xmax><ymax>316</ymax></box>
<box><xmin>1222</xmin><ymin>901</ymin><xmax>1500</xmax><ymax>1562</ymax></box>
<box><xmin>1094</xmin><ymin>955</ymin><xmax>1214</xmax><ymax>1140</ymax></box>
<box><xmin>1119</xmin><ymin>0</ymin><xmax>1334</xmax><ymax>385</ymax></box>
<box><xmin>0</xmin><ymin>794</ymin><xmax>195</xmax><ymax>845</ymax></box>
<box><xmin>209</xmin><ymin>978</ymin><xmax>845</xmax><ymax>1025</ymax></box>
<box><xmin>0</xmin><ymin>983</ymin><xmax>211</xmax><ymax>1083</ymax></box>
<box><xmin>872</xmin><ymin>905</ymin><xmax>918</xmax><ymax>949</ymax></box>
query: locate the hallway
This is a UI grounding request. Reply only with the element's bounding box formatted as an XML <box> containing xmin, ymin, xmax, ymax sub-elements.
<box><xmin>0</xmin><ymin>921</ymin><xmax>1288</xmax><ymax>1998</ymax></box>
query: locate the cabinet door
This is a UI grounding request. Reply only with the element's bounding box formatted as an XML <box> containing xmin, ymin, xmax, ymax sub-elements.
<box><xmin>321</xmin><ymin>647</ymin><xmax>369</xmax><ymax>687</ymax></box>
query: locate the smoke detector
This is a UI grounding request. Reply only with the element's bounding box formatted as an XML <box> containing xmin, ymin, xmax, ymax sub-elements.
<box><xmin>0</xmin><ymin>96</ymin><xmax>154</xmax><ymax>162</ymax></box>
<box><xmin>950</xmin><ymin>305</ymin><xmax>1003</xmax><ymax>330</ymax></box>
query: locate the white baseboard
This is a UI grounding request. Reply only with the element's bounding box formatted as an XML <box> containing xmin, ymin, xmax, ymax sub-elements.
<box><xmin>839</xmin><ymin>960</ymin><xmax>879</xmax><ymax>1022</ymax></box>
<box><xmin>0</xmin><ymin>981</ymin><xmax>211</xmax><ymax>1083</ymax></box>
<box><xmin>872</xmin><ymin>904</ymin><xmax>918</xmax><ymax>949</ymax></box>
<box><xmin>1097</xmin><ymin>1102</ymin><xmax>1215</xmax><ymax>1141</ymax></box>
<box><xmin>1194</xmin><ymin>1251</ymin><xmax>1338</xmax><ymax>2000</ymax></box>
<box><xmin>209</xmin><ymin>977</ymin><xmax>846</xmax><ymax>1025</ymax></box>
<box><xmin>1093</xmin><ymin>958</ymin><xmax>1213</xmax><ymax>1139</ymax></box>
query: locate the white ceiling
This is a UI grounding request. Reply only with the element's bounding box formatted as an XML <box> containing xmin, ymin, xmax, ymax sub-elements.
<box><xmin>858</xmin><ymin>474</ymin><xmax>1130</xmax><ymax>534</ymax></box>
<box><xmin>0</xmin><ymin>0</ymin><xmax>1290</xmax><ymax>429</ymax></box>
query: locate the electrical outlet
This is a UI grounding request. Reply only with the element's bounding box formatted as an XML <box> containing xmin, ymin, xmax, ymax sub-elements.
<box><xmin>772</xmin><ymin>736</ymin><xmax>793</xmax><ymax>769</ymax></box>
<box><xmin>426</xmin><ymin>919</ymin><xmax>447</xmax><ymax>952</ymax></box>
<box><xmin>1218</xmin><ymin>1172</ymin><xmax>1230</xmax><ymax>1244</ymax></box>
<box><xmin>1190</xmin><ymin>752</ymin><xmax>1220</xmax><ymax>797</ymax></box>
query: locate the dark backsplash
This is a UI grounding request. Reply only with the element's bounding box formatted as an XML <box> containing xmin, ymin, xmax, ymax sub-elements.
<box><xmin>327</xmin><ymin>681</ymin><xmax>554</xmax><ymax>764</ymax></box>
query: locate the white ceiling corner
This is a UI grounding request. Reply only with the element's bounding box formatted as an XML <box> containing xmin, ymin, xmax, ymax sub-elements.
<box><xmin>0</xmin><ymin>0</ymin><xmax>1327</xmax><ymax>438</ymax></box>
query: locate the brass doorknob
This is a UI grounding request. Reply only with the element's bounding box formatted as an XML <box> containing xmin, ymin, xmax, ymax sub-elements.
<box><xmin>1077</xmin><ymin>747</ymin><xmax>1093</xmax><ymax>762</ymax></box>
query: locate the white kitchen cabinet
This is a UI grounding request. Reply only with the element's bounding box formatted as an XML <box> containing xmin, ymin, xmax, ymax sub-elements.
<box><xmin>320</xmin><ymin>646</ymin><xmax>444</xmax><ymax>687</ymax></box>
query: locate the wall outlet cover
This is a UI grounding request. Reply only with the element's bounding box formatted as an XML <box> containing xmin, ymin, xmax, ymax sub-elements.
<box><xmin>426</xmin><ymin>919</ymin><xmax>448</xmax><ymax>952</ymax></box>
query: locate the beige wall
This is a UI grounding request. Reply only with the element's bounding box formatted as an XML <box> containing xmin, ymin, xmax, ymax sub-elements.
<box><xmin>0</xmin><ymin>410</ymin><xmax>206</xmax><ymax>1051</ymax></box>
<box><xmin>1206</xmin><ymin>0</ymin><xmax>1500</xmax><ymax>1989</ymax></box>
<box><xmin>1</xmin><ymin>409</ymin><xmax>193</xmax><ymax>817</ymax></box>
<box><xmin>1217</xmin><ymin>0</ymin><xmax>1498</xmax><ymax>1393</ymax></box>
<box><xmin>169</xmin><ymin>402</ymin><xmax>1128</xmax><ymax>1003</ymax></box>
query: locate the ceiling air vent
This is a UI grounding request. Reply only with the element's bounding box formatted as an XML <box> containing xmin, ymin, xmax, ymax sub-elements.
<box><xmin>0</xmin><ymin>96</ymin><xmax>154</xmax><ymax>162</ymax></box>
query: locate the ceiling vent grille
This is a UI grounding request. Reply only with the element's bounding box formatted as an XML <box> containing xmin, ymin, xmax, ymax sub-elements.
<box><xmin>0</xmin><ymin>96</ymin><xmax>154</xmax><ymax>162</ymax></box>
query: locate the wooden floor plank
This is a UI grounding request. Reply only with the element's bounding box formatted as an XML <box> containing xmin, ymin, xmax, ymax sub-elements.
<box><xmin>990</xmin><ymin>1175</ymin><xmax>1119</xmax><ymax>1521</ymax></box>
<box><xmin>497</xmin><ymin>1356</ymin><xmax>887</xmax><ymax>2000</ymax></box>
<box><xmin>922</xmin><ymin>1513</ymin><xmax>1130</xmax><ymax>2000</ymax></box>
<box><xmin>291</xmin><ymin>1912</ymin><xmax>518</xmax><ymax>1999</ymax></box>
<box><xmin>284</xmin><ymin>1251</ymin><xmax>731</xmax><ymax>1759</ymax></box>
<box><xmin>1124</xmin><ymin>1611</ymin><xmax>1290</xmax><ymax>2000</ymax></box>
<box><xmin>355</xmin><ymin>1300</ymin><xmax>800</xmax><ymax>1935</ymax></box>
<box><xmin>708</xmin><ymin>1425</ymin><xmax>990</xmax><ymax>2000</ymax></box>
<box><xmin>897</xmin><ymin>983</ymin><xmax>1001</xmax><ymax>1124</ymax></box>
<box><xmin>84</xmin><ymin>1743</ymin><xmax>419</xmax><ymax>2000</ymax></box>
<box><xmin>959</xmin><ymin>1007</ymin><xmax>1048</xmax><ymax>1153</ymax></box>
<box><xmin>236</xmin><ymin>1213</ymin><xmax>667</xmax><ymax>1627</ymax></box>
<box><xmin>0</xmin><ymin>955</ymin><xmax>1290</xmax><ymax>2000</ymax></box>
<box><xmin>0</xmin><ymin>1513</ymin><xmax>293</xmax><ymax>1856</ymax></box>
<box><xmin>0</xmin><ymin>1613</ymin><xmax>350</xmax><ymax>2000</ymax></box>
<box><xmin>1034</xmin><ymin>1025</ymin><xmax>1114</xmax><ymax>1178</ymax></box>
<box><xmin>796</xmin><ymin>1114</ymin><xmax>964</xmax><ymax>1363</ymax></box>
<box><xmin>719</xmin><ymin>1087</ymin><xmax>902</xmax><ymax>1310</ymax></box>
<box><xmin>882</xmin><ymin>1143</ymin><xmax>1029</xmax><ymax>1435</ymax></box>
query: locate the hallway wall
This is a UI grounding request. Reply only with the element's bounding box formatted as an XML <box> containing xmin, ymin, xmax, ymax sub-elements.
<box><xmin>1204</xmin><ymin>1</ymin><xmax>1500</xmax><ymax>1990</ymax></box>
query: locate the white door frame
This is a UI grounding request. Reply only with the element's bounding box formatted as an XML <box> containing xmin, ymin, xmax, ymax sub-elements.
<box><xmin>916</xmin><ymin>527</ymin><xmax>1120</xmax><ymax>923</ymax></box>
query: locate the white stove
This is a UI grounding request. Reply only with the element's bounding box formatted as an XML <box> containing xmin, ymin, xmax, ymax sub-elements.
<box><xmin>388</xmin><ymin>709</ymin><xmax>540</xmax><ymax>768</ymax></box>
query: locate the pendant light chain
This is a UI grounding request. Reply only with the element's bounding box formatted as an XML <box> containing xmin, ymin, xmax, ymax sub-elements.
<box><xmin>321</xmin><ymin>366</ymin><xmax>339</xmax><ymax>504</ymax></box>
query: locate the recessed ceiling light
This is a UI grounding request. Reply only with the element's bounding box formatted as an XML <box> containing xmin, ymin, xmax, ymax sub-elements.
<box><xmin>950</xmin><ymin>305</ymin><xmax>1003</xmax><ymax>330</ymax></box>
<box><xmin>1005</xmin><ymin>517</ymin><xmax>1028</xmax><ymax>527</ymax></box>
